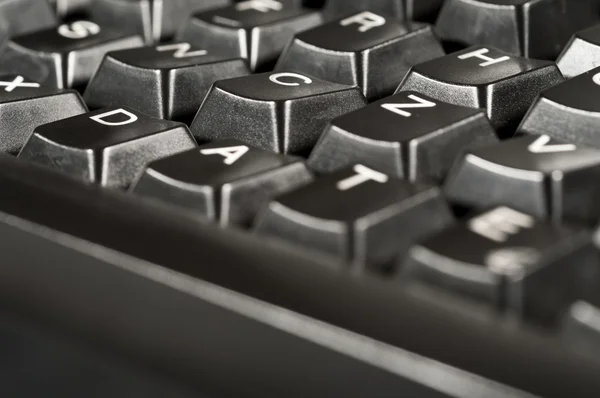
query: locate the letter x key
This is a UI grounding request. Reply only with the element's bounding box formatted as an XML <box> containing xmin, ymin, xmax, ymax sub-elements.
<box><xmin>0</xmin><ymin>76</ymin><xmax>40</xmax><ymax>92</ymax></box>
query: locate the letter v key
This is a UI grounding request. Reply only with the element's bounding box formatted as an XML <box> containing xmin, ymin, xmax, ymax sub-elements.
<box><xmin>528</xmin><ymin>135</ymin><xmax>576</xmax><ymax>153</ymax></box>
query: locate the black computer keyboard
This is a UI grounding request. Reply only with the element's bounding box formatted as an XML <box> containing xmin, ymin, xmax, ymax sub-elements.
<box><xmin>3</xmin><ymin>0</ymin><xmax>600</xmax><ymax>397</ymax></box>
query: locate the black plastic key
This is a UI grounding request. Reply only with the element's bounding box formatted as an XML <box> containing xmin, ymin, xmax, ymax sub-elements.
<box><xmin>255</xmin><ymin>164</ymin><xmax>453</xmax><ymax>271</ymax></box>
<box><xmin>18</xmin><ymin>107</ymin><xmax>196</xmax><ymax>188</ymax></box>
<box><xmin>132</xmin><ymin>139</ymin><xmax>313</xmax><ymax>227</ymax></box>
<box><xmin>397</xmin><ymin>45</ymin><xmax>564</xmax><ymax>137</ymax></box>
<box><xmin>323</xmin><ymin>0</ymin><xmax>444</xmax><ymax>22</ymax></box>
<box><xmin>190</xmin><ymin>71</ymin><xmax>366</xmax><ymax>155</ymax></box>
<box><xmin>89</xmin><ymin>0</ymin><xmax>230</xmax><ymax>44</ymax></box>
<box><xmin>444</xmin><ymin>135</ymin><xmax>600</xmax><ymax>225</ymax></box>
<box><xmin>0</xmin><ymin>0</ymin><xmax>56</xmax><ymax>36</ymax></box>
<box><xmin>557</xmin><ymin>25</ymin><xmax>600</xmax><ymax>78</ymax></box>
<box><xmin>0</xmin><ymin>75</ymin><xmax>86</xmax><ymax>154</ymax></box>
<box><xmin>308</xmin><ymin>91</ymin><xmax>498</xmax><ymax>181</ymax></box>
<box><xmin>276</xmin><ymin>13</ymin><xmax>444</xmax><ymax>101</ymax></box>
<box><xmin>84</xmin><ymin>43</ymin><xmax>250</xmax><ymax>124</ymax></box>
<box><xmin>177</xmin><ymin>1</ymin><xmax>322</xmax><ymax>72</ymax></box>
<box><xmin>402</xmin><ymin>206</ymin><xmax>597</xmax><ymax>325</ymax></box>
<box><xmin>0</xmin><ymin>21</ymin><xmax>143</xmax><ymax>90</ymax></box>
<box><xmin>518</xmin><ymin>66</ymin><xmax>600</xmax><ymax>148</ymax></box>
<box><xmin>435</xmin><ymin>0</ymin><xmax>600</xmax><ymax>60</ymax></box>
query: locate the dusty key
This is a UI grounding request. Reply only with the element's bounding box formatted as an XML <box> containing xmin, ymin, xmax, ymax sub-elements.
<box><xmin>190</xmin><ymin>71</ymin><xmax>366</xmax><ymax>156</ymax></box>
<box><xmin>0</xmin><ymin>75</ymin><xmax>87</xmax><ymax>154</ymax></box>
<box><xmin>308</xmin><ymin>91</ymin><xmax>498</xmax><ymax>181</ymax></box>
<box><xmin>276</xmin><ymin>12</ymin><xmax>444</xmax><ymax>101</ymax></box>
<box><xmin>397</xmin><ymin>45</ymin><xmax>564</xmax><ymax>137</ymax></box>
<box><xmin>518</xmin><ymin>66</ymin><xmax>600</xmax><ymax>149</ymax></box>
<box><xmin>132</xmin><ymin>139</ymin><xmax>313</xmax><ymax>227</ymax></box>
<box><xmin>444</xmin><ymin>135</ymin><xmax>600</xmax><ymax>225</ymax></box>
<box><xmin>0</xmin><ymin>21</ymin><xmax>143</xmax><ymax>90</ymax></box>
<box><xmin>435</xmin><ymin>0</ymin><xmax>600</xmax><ymax>59</ymax></box>
<box><xmin>255</xmin><ymin>164</ymin><xmax>453</xmax><ymax>272</ymax></box>
<box><xmin>177</xmin><ymin>0</ymin><xmax>322</xmax><ymax>72</ymax></box>
<box><xmin>557</xmin><ymin>25</ymin><xmax>600</xmax><ymax>78</ymax></box>
<box><xmin>84</xmin><ymin>43</ymin><xmax>250</xmax><ymax>124</ymax></box>
<box><xmin>18</xmin><ymin>107</ymin><xmax>197</xmax><ymax>189</ymax></box>
<box><xmin>402</xmin><ymin>206</ymin><xmax>597</xmax><ymax>325</ymax></box>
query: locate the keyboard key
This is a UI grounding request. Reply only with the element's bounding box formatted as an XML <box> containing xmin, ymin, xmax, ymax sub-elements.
<box><xmin>444</xmin><ymin>135</ymin><xmax>600</xmax><ymax>225</ymax></box>
<box><xmin>0</xmin><ymin>21</ymin><xmax>143</xmax><ymax>90</ymax></box>
<box><xmin>19</xmin><ymin>107</ymin><xmax>196</xmax><ymax>189</ymax></box>
<box><xmin>518</xmin><ymin>66</ymin><xmax>600</xmax><ymax>148</ymax></box>
<box><xmin>435</xmin><ymin>0</ymin><xmax>600</xmax><ymax>59</ymax></box>
<box><xmin>49</xmin><ymin>0</ymin><xmax>90</xmax><ymax>17</ymax></box>
<box><xmin>177</xmin><ymin>1</ymin><xmax>322</xmax><ymax>71</ymax></box>
<box><xmin>402</xmin><ymin>206</ymin><xmax>597</xmax><ymax>325</ymax></box>
<box><xmin>0</xmin><ymin>0</ymin><xmax>56</xmax><ymax>36</ymax></box>
<box><xmin>0</xmin><ymin>75</ymin><xmax>87</xmax><ymax>154</ymax></box>
<box><xmin>83</xmin><ymin>43</ymin><xmax>250</xmax><ymax>124</ymax></box>
<box><xmin>190</xmin><ymin>72</ymin><xmax>367</xmax><ymax>156</ymax></box>
<box><xmin>89</xmin><ymin>0</ymin><xmax>230</xmax><ymax>44</ymax></box>
<box><xmin>396</xmin><ymin>45</ymin><xmax>564</xmax><ymax>137</ymax></box>
<box><xmin>323</xmin><ymin>0</ymin><xmax>444</xmax><ymax>22</ymax></box>
<box><xmin>275</xmin><ymin>13</ymin><xmax>444</xmax><ymax>101</ymax></box>
<box><xmin>308</xmin><ymin>92</ymin><xmax>498</xmax><ymax>181</ymax></box>
<box><xmin>557</xmin><ymin>25</ymin><xmax>600</xmax><ymax>78</ymax></box>
<box><xmin>255</xmin><ymin>165</ymin><xmax>453</xmax><ymax>271</ymax></box>
<box><xmin>132</xmin><ymin>139</ymin><xmax>313</xmax><ymax>227</ymax></box>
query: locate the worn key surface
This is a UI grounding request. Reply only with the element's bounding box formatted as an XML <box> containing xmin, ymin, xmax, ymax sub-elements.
<box><xmin>190</xmin><ymin>71</ymin><xmax>366</xmax><ymax>156</ymax></box>
<box><xmin>276</xmin><ymin>12</ymin><xmax>444</xmax><ymax>101</ymax></box>
<box><xmin>519</xmin><ymin>65</ymin><xmax>600</xmax><ymax>148</ymax></box>
<box><xmin>84</xmin><ymin>43</ymin><xmax>249</xmax><ymax>124</ymax></box>
<box><xmin>0</xmin><ymin>21</ymin><xmax>143</xmax><ymax>90</ymax></box>
<box><xmin>132</xmin><ymin>139</ymin><xmax>313</xmax><ymax>227</ymax></box>
<box><xmin>308</xmin><ymin>91</ymin><xmax>498</xmax><ymax>181</ymax></box>
<box><xmin>444</xmin><ymin>135</ymin><xmax>600</xmax><ymax>225</ymax></box>
<box><xmin>397</xmin><ymin>45</ymin><xmax>564</xmax><ymax>137</ymax></box>
<box><xmin>402</xmin><ymin>206</ymin><xmax>598</xmax><ymax>325</ymax></box>
<box><xmin>19</xmin><ymin>107</ymin><xmax>196</xmax><ymax>189</ymax></box>
<box><xmin>0</xmin><ymin>75</ymin><xmax>86</xmax><ymax>154</ymax></box>
<box><xmin>255</xmin><ymin>164</ymin><xmax>453</xmax><ymax>272</ymax></box>
<box><xmin>436</xmin><ymin>0</ymin><xmax>600</xmax><ymax>59</ymax></box>
<box><xmin>178</xmin><ymin>1</ymin><xmax>321</xmax><ymax>72</ymax></box>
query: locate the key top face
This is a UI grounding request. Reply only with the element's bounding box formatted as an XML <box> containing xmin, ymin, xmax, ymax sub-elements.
<box><xmin>190</xmin><ymin>72</ymin><xmax>367</xmax><ymax>156</ymax></box>
<box><xmin>90</xmin><ymin>0</ymin><xmax>231</xmax><ymax>44</ymax></box>
<box><xmin>308</xmin><ymin>91</ymin><xmax>498</xmax><ymax>181</ymax></box>
<box><xmin>276</xmin><ymin>14</ymin><xmax>444</xmax><ymax>101</ymax></box>
<box><xmin>255</xmin><ymin>164</ymin><xmax>453</xmax><ymax>271</ymax></box>
<box><xmin>396</xmin><ymin>45</ymin><xmax>564</xmax><ymax>137</ymax></box>
<box><xmin>132</xmin><ymin>139</ymin><xmax>313</xmax><ymax>226</ymax></box>
<box><xmin>323</xmin><ymin>0</ymin><xmax>444</xmax><ymax>22</ymax></box>
<box><xmin>445</xmin><ymin>135</ymin><xmax>600</xmax><ymax>225</ymax></box>
<box><xmin>518</xmin><ymin>66</ymin><xmax>600</xmax><ymax>149</ymax></box>
<box><xmin>402</xmin><ymin>206</ymin><xmax>595</xmax><ymax>324</ymax></box>
<box><xmin>83</xmin><ymin>43</ymin><xmax>250</xmax><ymax>124</ymax></box>
<box><xmin>0</xmin><ymin>21</ymin><xmax>144</xmax><ymax>90</ymax></box>
<box><xmin>436</xmin><ymin>0</ymin><xmax>600</xmax><ymax>60</ymax></box>
<box><xmin>18</xmin><ymin>107</ymin><xmax>197</xmax><ymax>189</ymax></box>
<box><xmin>177</xmin><ymin>1</ymin><xmax>322</xmax><ymax>71</ymax></box>
<box><xmin>557</xmin><ymin>25</ymin><xmax>600</xmax><ymax>79</ymax></box>
<box><xmin>0</xmin><ymin>75</ymin><xmax>87</xmax><ymax>154</ymax></box>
